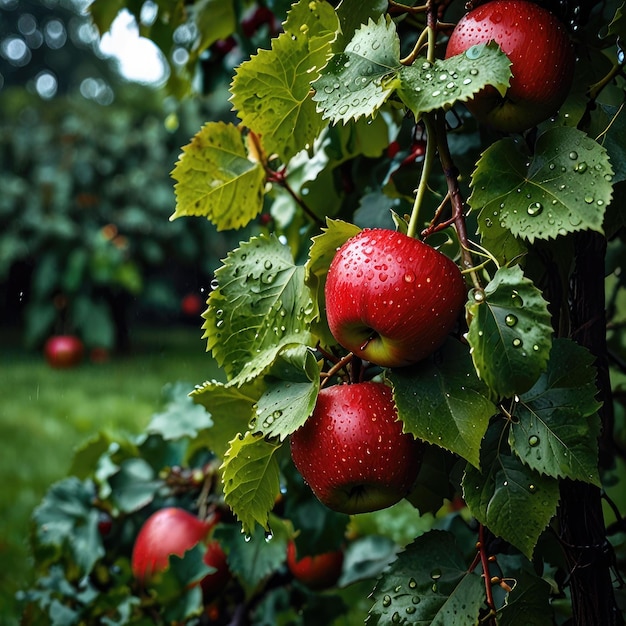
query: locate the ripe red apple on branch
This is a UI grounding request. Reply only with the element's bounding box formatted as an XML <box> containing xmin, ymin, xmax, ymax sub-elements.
<box><xmin>290</xmin><ymin>382</ymin><xmax>424</xmax><ymax>514</ymax></box>
<box><xmin>131</xmin><ymin>507</ymin><xmax>230</xmax><ymax>595</ymax></box>
<box><xmin>325</xmin><ymin>228</ymin><xmax>466</xmax><ymax>368</ymax></box>
<box><xmin>445</xmin><ymin>0</ymin><xmax>575</xmax><ymax>133</ymax></box>
<box><xmin>286</xmin><ymin>541</ymin><xmax>344</xmax><ymax>590</ymax></box>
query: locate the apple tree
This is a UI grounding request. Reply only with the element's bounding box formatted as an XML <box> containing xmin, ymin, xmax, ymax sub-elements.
<box><xmin>21</xmin><ymin>0</ymin><xmax>626</xmax><ymax>624</ymax></box>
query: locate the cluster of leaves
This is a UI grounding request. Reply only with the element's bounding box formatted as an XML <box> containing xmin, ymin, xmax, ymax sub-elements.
<box><xmin>19</xmin><ymin>383</ymin><xmax>426</xmax><ymax>625</ymax></box>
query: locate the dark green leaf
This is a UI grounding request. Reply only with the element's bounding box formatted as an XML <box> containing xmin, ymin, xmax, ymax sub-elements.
<box><xmin>463</xmin><ymin>423</ymin><xmax>560</xmax><ymax>559</ymax></box>
<box><xmin>367</xmin><ymin>530</ymin><xmax>484</xmax><ymax>626</ymax></box>
<box><xmin>390</xmin><ymin>339</ymin><xmax>496</xmax><ymax>468</ymax></box>
<box><xmin>108</xmin><ymin>458</ymin><xmax>162</xmax><ymax>513</ymax></box>
<box><xmin>465</xmin><ymin>265</ymin><xmax>553</xmax><ymax>398</ymax></box>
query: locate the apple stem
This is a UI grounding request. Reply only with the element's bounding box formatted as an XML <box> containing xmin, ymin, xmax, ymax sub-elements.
<box><xmin>406</xmin><ymin>114</ymin><xmax>437</xmax><ymax>239</ymax></box>
<box><xmin>320</xmin><ymin>352</ymin><xmax>354</xmax><ymax>387</ymax></box>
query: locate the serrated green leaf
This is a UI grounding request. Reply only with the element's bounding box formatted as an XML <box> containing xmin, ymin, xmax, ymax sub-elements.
<box><xmin>475</xmin><ymin>208</ymin><xmax>528</xmax><ymax>267</ymax></box>
<box><xmin>390</xmin><ymin>339</ymin><xmax>496</xmax><ymax>469</ymax></box>
<box><xmin>191</xmin><ymin>378</ymin><xmax>265</xmax><ymax>460</ymax></box>
<box><xmin>221</xmin><ymin>432</ymin><xmax>282</xmax><ymax>534</ymax></box>
<box><xmin>252</xmin><ymin>346</ymin><xmax>320</xmax><ymax>440</ymax></box>
<box><xmin>466</xmin><ymin>265</ymin><xmax>553</xmax><ymax>398</ymax></box>
<box><xmin>509</xmin><ymin>338</ymin><xmax>601</xmax><ymax>485</ymax></box>
<box><xmin>470</xmin><ymin>127</ymin><xmax>613</xmax><ymax>243</ymax></box>
<box><xmin>463</xmin><ymin>423</ymin><xmax>560</xmax><ymax>559</ymax></box>
<box><xmin>33</xmin><ymin>477</ymin><xmax>104</xmax><ymax>575</ymax></box>
<box><xmin>214</xmin><ymin>515</ymin><xmax>289</xmax><ymax>596</ymax></box>
<box><xmin>606</xmin><ymin>1</ymin><xmax>626</xmax><ymax>38</ymax></box>
<box><xmin>367</xmin><ymin>530</ymin><xmax>484</xmax><ymax>626</ymax></box>
<box><xmin>170</xmin><ymin>121</ymin><xmax>265</xmax><ymax>230</ymax></box>
<box><xmin>312</xmin><ymin>15</ymin><xmax>400</xmax><ymax>124</ymax></box>
<box><xmin>230</xmin><ymin>0</ymin><xmax>339</xmax><ymax>162</ymax></box>
<box><xmin>398</xmin><ymin>42</ymin><xmax>512</xmax><ymax>119</ymax></box>
<box><xmin>203</xmin><ymin>234</ymin><xmax>316</xmax><ymax>382</ymax></box>
<box><xmin>334</xmin><ymin>0</ymin><xmax>388</xmax><ymax>50</ymax></box>
<box><xmin>108</xmin><ymin>458</ymin><xmax>162</xmax><ymax>513</ymax></box>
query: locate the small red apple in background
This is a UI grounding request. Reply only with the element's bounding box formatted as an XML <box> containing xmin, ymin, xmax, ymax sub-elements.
<box><xmin>181</xmin><ymin>292</ymin><xmax>204</xmax><ymax>317</ymax></box>
<box><xmin>325</xmin><ymin>228</ymin><xmax>466</xmax><ymax>368</ymax></box>
<box><xmin>43</xmin><ymin>335</ymin><xmax>84</xmax><ymax>369</ymax></box>
<box><xmin>286</xmin><ymin>541</ymin><xmax>344</xmax><ymax>590</ymax></box>
<box><xmin>290</xmin><ymin>382</ymin><xmax>424</xmax><ymax>515</ymax></box>
<box><xmin>445</xmin><ymin>0</ymin><xmax>575</xmax><ymax>133</ymax></box>
<box><xmin>131</xmin><ymin>507</ymin><xmax>230</xmax><ymax>595</ymax></box>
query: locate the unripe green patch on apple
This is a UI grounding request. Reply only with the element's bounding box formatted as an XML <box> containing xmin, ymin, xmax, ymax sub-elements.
<box><xmin>290</xmin><ymin>382</ymin><xmax>424</xmax><ymax>515</ymax></box>
<box><xmin>325</xmin><ymin>228</ymin><xmax>466</xmax><ymax>368</ymax></box>
<box><xmin>445</xmin><ymin>0</ymin><xmax>575</xmax><ymax>133</ymax></box>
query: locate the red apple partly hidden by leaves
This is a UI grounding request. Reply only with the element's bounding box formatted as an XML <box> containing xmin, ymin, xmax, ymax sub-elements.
<box><xmin>131</xmin><ymin>507</ymin><xmax>230</xmax><ymax>594</ymax></box>
<box><xmin>286</xmin><ymin>541</ymin><xmax>344</xmax><ymax>590</ymax></box>
<box><xmin>325</xmin><ymin>228</ymin><xmax>466</xmax><ymax>368</ymax></box>
<box><xmin>445</xmin><ymin>0</ymin><xmax>575</xmax><ymax>133</ymax></box>
<box><xmin>43</xmin><ymin>335</ymin><xmax>84</xmax><ymax>369</ymax></box>
<box><xmin>290</xmin><ymin>382</ymin><xmax>424</xmax><ymax>515</ymax></box>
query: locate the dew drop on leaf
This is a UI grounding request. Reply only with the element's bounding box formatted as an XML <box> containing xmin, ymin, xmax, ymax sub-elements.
<box><xmin>575</xmin><ymin>162</ymin><xmax>587</xmax><ymax>173</ymax></box>
<box><xmin>529</xmin><ymin>435</ymin><xmax>539</xmax><ymax>447</ymax></box>
<box><xmin>527</xmin><ymin>202</ymin><xmax>543</xmax><ymax>216</ymax></box>
<box><xmin>392</xmin><ymin>613</ymin><xmax>401</xmax><ymax>624</ymax></box>
<box><xmin>408</xmin><ymin>578</ymin><xmax>417</xmax><ymax>589</ymax></box>
<box><xmin>382</xmin><ymin>595</ymin><xmax>392</xmax><ymax>607</ymax></box>
<box><xmin>512</xmin><ymin>337</ymin><xmax>523</xmax><ymax>348</ymax></box>
<box><xmin>430</xmin><ymin>569</ymin><xmax>442</xmax><ymax>580</ymax></box>
<box><xmin>412</xmin><ymin>596</ymin><xmax>421</xmax><ymax>604</ymax></box>
<box><xmin>568</xmin><ymin>151</ymin><xmax>578</xmax><ymax>160</ymax></box>
<box><xmin>505</xmin><ymin>314</ymin><xmax>518</xmax><ymax>327</ymax></box>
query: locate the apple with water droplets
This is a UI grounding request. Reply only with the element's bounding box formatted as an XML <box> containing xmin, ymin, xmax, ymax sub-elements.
<box><xmin>325</xmin><ymin>228</ymin><xmax>466</xmax><ymax>368</ymax></box>
<box><xmin>445</xmin><ymin>0</ymin><xmax>575</xmax><ymax>133</ymax></box>
<box><xmin>290</xmin><ymin>382</ymin><xmax>424</xmax><ymax>514</ymax></box>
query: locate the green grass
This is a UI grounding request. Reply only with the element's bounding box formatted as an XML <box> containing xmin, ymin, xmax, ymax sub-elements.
<box><xmin>0</xmin><ymin>326</ymin><xmax>222</xmax><ymax>625</ymax></box>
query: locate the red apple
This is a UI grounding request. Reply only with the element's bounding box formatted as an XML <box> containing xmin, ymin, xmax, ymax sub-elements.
<box><xmin>325</xmin><ymin>228</ymin><xmax>466</xmax><ymax>368</ymax></box>
<box><xmin>290</xmin><ymin>382</ymin><xmax>424</xmax><ymax>514</ymax></box>
<box><xmin>131</xmin><ymin>507</ymin><xmax>230</xmax><ymax>592</ymax></box>
<box><xmin>286</xmin><ymin>541</ymin><xmax>344</xmax><ymax>590</ymax></box>
<box><xmin>181</xmin><ymin>292</ymin><xmax>204</xmax><ymax>317</ymax></box>
<box><xmin>445</xmin><ymin>0</ymin><xmax>575</xmax><ymax>133</ymax></box>
<box><xmin>43</xmin><ymin>335</ymin><xmax>84</xmax><ymax>369</ymax></box>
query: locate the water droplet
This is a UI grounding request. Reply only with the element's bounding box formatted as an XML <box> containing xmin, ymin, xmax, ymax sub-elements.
<box><xmin>338</xmin><ymin>104</ymin><xmax>349</xmax><ymax>115</ymax></box>
<box><xmin>409</xmin><ymin>578</ymin><xmax>417</xmax><ymax>589</ymax></box>
<box><xmin>244</xmin><ymin>534</ymin><xmax>252</xmax><ymax>543</ymax></box>
<box><xmin>569</xmin><ymin>151</ymin><xmax>578</xmax><ymax>160</ymax></box>
<box><xmin>466</xmin><ymin>45</ymin><xmax>483</xmax><ymax>59</ymax></box>
<box><xmin>505</xmin><ymin>314</ymin><xmax>518</xmax><ymax>327</ymax></box>
<box><xmin>512</xmin><ymin>337</ymin><xmax>523</xmax><ymax>348</ymax></box>
<box><xmin>462</xmin><ymin>77</ymin><xmax>472</xmax><ymax>85</ymax></box>
<box><xmin>215</xmin><ymin>309</ymin><xmax>224</xmax><ymax>318</ymax></box>
<box><xmin>392</xmin><ymin>613</ymin><xmax>401</xmax><ymax>624</ymax></box>
<box><xmin>406</xmin><ymin>606</ymin><xmax>416</xmax><ymax>614</ymax></box>
<box><xmin>432</xmin><ymin>90</ymin><xmax>441</xmax><ymax>97</ymax></box>
<box><xmin>430</xmin><ymin>569</ymin><xmax>442</xmax><ymax>580</ymax></box>
<box><xmin>412</xmin><ymin>596</ymin><xmax>421</xmax><ymax>604</ymax></box>
<box><xmin>473</xmin><ymin>290</ymin><xmax>485</xmax><ymax>302</ymax></box>
<box><xmin>533</xmin><ymin>344</ymin><xmax>539</xmax><ymax>351</ymax></box>
<box><xmin>584</xmin><ymin>196</ymin><xmax>594</xmax><ymax>204</ymax></box>
<box><xmin>216</xmin><ymin>319</ymin><xmax>225</xmax><ymax>329</ymax></box>
<box><xmin>528</xmin><ymin>435</ymin><xmax>539</xmax><ymax>447</ymax></box>
<box><xmin>575</xmin><ymin>161</ymin><xmax>587</xmax><ymax>173</ymax></box>
<box><xmin>382</xmin><ymin>595</ymin><xmax>392</xmax><ymax>607</ymax></box>
<box><xmin>264</xmin><ymin>530</ymin><xmax>274</xmax><ymax>542</ymax></box>
<box><xmin>404</xmin><ymin>271</ymin><xmax>415</xmax><ymax>283</ymax></box>
<box><xmin>210</xmin><ymin>278</ymin><xmax>219</xmax><ymax>290</ymax></box>
<box><xmin>529</xmin><ymin>484</ymin><xmax>537</xmax><ymax>493</ymax></box>
<box><xmin>511</xmin><ymin>291</ymin><xmax>524</xmax><ymax>307</ymax></box>
<box><xmin>527</xmin><ymin>201</ymin><xmax>543</xmax><ymax>216</ymax></box>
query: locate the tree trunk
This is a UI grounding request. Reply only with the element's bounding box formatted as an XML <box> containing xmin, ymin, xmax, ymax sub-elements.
<box><xmin>558</xmin><ymin>231</ymin><xmax>623</xmax><ymax>625</ymax></box>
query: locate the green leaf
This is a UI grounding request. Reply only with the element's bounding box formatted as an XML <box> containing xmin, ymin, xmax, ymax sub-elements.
<box><xmin>333</xmin><ymin>0</ymin><xmax>388</xmax><ymax>50</ymax></box>
<box><xmin>221</xmin><ymin>431</ymin><xmax>282</xmax><ymax>534</ymax></box>
<box><xmin>230</xmin><ymin>0</ymin><xmax>339</xmax><ymax>162</ymax></box>
<box><xmin>146</xmin><ymin>382</ymin><xmax>213</xmax><ymax>441</ymax></box>
<box><xmin>108</xmin><ymin>458</ymin><xmax>162</xmax><ymax>513</ymax></box>
<box><xmin>593</xmin><ymin>103</ymin><xmax>626</xmax><ymax>184</ymax></box>
<box><xmin>496</xmin><ymin>555</ymin><xmax>554</xmax><ymax>625</ymax></box>
<box><xmin>398</xmin><ymin>42</ymin><xmax>512</xmax><ymax>119</ymax></box>
<box><xmin>203</xmin><ymin>234</ymin><xmax>316</xmax><ymax>382</ymax></box>
<box><xmin>252</xmin><ymin>346</ymin><xmax>320</xmax><ymax>440</ymax></box>
<box><xmin>312</xmin><ymin>15</ymin><xmax>400</xmax><ymax>124</ymax></box>
<box><xmin>390</xmin><ymin>339</ymin><xmax>496</xmax><ymax>469</ymax></box>
<box><xmin>170</xmin><ymin>121</ymin><xmax>265</xmax><ymax>230</ymax></box>
<box><xmin>465</xmin><ymin>265</ymin><xmax>553</xmax><ymax>398</ymax></box>
<box><xmin>367</xmin><ymin>530</ymin><xmax>484</xmax><ymax>626</ymax></box>
<box><xmin>475</xmin><ymin>208</ymin><xmax>528</xmax><ymax>267</ymax></box>
<box><xmin>470</xmin><ymin>127</ymin><xmax>614</xmax><ymax>243</ymax></box>
<box><xmin>463</xmin><ymin>423</ymin><xmax>560</xmax><ymax>559</ymax></box>
<box><xmin>214</xmin><ymin>515</ymin><xmax>290</xmax><ymax>596</ymax></box>
<box><xmin>33</xmin><ymin>477</ymin><xmax>104</xmax><ymax>575</ymax></box>
<box><xmin>509</xmin><ymin>338</ymin><xmax>601</xmax><ymax>485</ymax></box>
<box><xmin>88</xmin><ymin>0</ymin><xmax>125</xmax><ymax>34</ymax></box>
<box><xmin>191</xmin><ymin>378</ymin><xmax>265</xmax><ymax>460</ymax></box>
<box><xmin>189</xmin><ymin>0</ymin><xmax>236</xmax><ymax>55</ymax></box>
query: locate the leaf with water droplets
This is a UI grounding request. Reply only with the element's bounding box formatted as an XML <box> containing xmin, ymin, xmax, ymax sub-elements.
<box><xmin>190</xmin><ymin>377</ymin><xmax>265</xmax><ymax>459</ymax></box>
<box><xmin>398</xmin><ymin>41</ymin><xmax>511</xmax><ymax>119</ymax></box>
<box><xmin>221</xmin><ymin>431</ymin><xmax>282</xmax><ymax>535</ymax></box>
<box><xmin>510</xmin><ymin>338</ymin><xmax>602</xmax><ymax>485</ymax></box>
<box><xmin>312</xmin><ymin>15</ymin><xmax>401</xmax><ymax>124</ymax></box>
<box><xmin>230</xmin><ymin>0</ymin><xmax>339</xmax><ymax>161</ymax></box>
<box><xmin>463</xmin><ymin>422</ymin><xmax>560</xmax><ymax>559</ymax></box>
<box><xmin>170</xmin><ymin>121</ymin><xmax>266</xmax><ymax>230</ymax></box>
<box><xmin>390</xmin><ymin>339</ymin><xmax>496</xmax><ymax>469</ymax></box>
<box><xmin>252</xmin><ymin>346</ymin><xmax>320</xmax><ymax>441</ymax></box>
<box><xmin>466</xmin><ymin>265</ymin><xmax>553</xmax><ymax>399</ymax></box>
<box><xmin>366</xmin><ymin>530</ymin><xmax>484</xmax><ymax>626</ymax></box>
<box><xmin>204</xmin><ymin>234</ymin><xmax>316</xmax><ymax>383</ymax></box>
<box><xmin>470</xmin><ymin>126</ymin><xmax>613</xmax><ymax>244</ymax></box>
